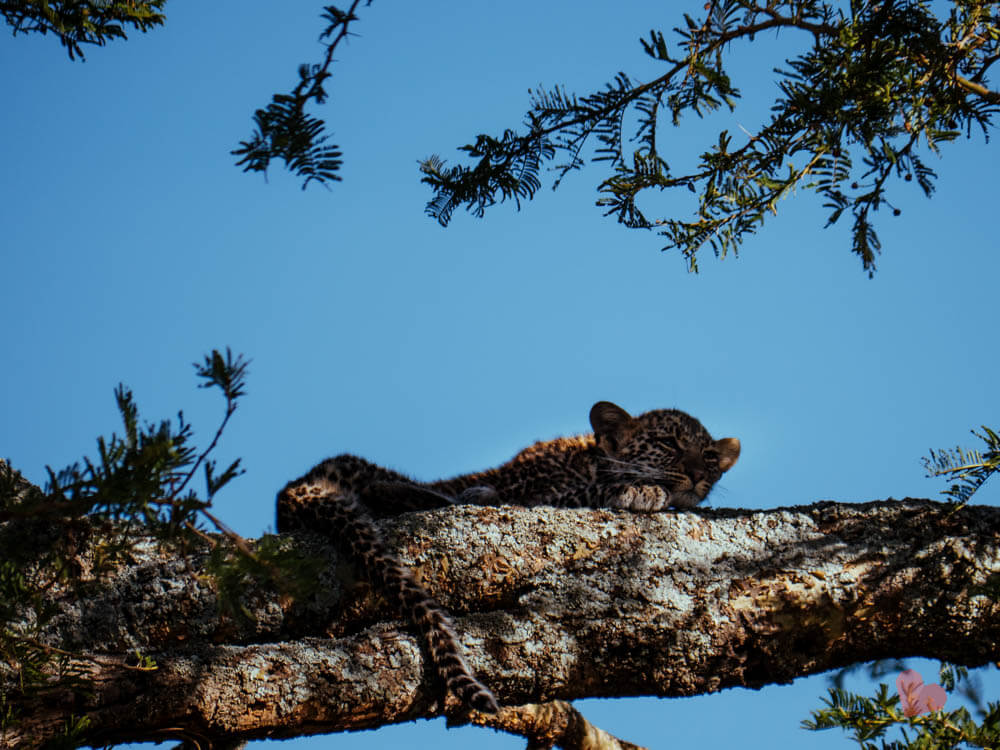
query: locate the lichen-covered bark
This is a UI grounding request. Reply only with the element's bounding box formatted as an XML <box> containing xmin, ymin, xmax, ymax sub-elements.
<box><xmin>3</xmin><ymin>499</ymin><xmax>999</xmax><ymax>747</ymax></box>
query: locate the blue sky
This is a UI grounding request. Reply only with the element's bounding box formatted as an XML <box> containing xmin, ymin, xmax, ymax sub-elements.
<box><xmin>2</xmin><ymin>2</ymin><xmax>997</xmax><ymax>748</ymax></box>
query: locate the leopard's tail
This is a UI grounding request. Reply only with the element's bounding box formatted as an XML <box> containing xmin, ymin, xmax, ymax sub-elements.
<box><xmin>277</xmin><ymin>478</ymin><xmax>499</xmax><ymax>714</ymax></box>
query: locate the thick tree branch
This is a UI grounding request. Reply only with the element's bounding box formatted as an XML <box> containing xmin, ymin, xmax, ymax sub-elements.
<box><xmin>3</xmin><ymin>499</ymin><xmax>999</xmax><ymax>747</ymax></box>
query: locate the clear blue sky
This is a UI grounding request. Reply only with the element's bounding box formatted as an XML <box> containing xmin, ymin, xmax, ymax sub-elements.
<box><xmin>2</xmin><ymin>2</ymin><xmax>997</xmax><ymax>748</ymax></box>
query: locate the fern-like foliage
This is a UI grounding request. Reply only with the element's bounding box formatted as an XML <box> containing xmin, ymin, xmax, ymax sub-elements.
<box><xmin>422</xmin><ymin>0</ymin><xmax>1000</xmax><ymax>274</ymax></box>
<box><xmin>922</xmin><ymin>426</ymin><xmax>1000</xmax><ymax>505</ymax></box>
<box><xmin>419</xmin><ymin>128</ymin><xmax>554</xmax><ymax>225</ymax></box>
<box><xmin>0</xmin><ymin>0</ymin><xmax>166</xmax><ymax>61</ymax></box>
<box><xmin>0</xmin><ymin>349</ymin><xmax>250</xmax><ymax>741</ymax></box>
<box><xmin>1</xmin><ymin>348</ymin><xmax>330</xmax><ymax>747</ymax></box>
<box><xmin>804</xmin><ymin>673</ymin><xmax>1000</xmax><ymax>749</ymax></box>
<box><xmin>233</xmin><ymin>2</ymin><xmax>372</xmax><ymax>189</ymax></box>
<box><xmin>233</xmin><ymin>89</ymin><xmax>344</xmax><ymax>191</ymax></box>
<box><xmin>6</xmin><ymin>349</ymin><xmax>250</xmax><ymax>532</ymax></box>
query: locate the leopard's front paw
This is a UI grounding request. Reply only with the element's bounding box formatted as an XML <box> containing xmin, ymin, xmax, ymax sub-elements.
<box><xmin>613</xmin><ymin>485</ymin><xmax>670</xmax><ymax>512</ymax></box>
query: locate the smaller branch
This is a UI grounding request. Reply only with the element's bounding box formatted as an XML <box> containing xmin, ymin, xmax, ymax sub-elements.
<box><xmin>909</xmin><ymin>46</ymin><xmax>1000</xmax><ymax>105</ymax></box>
<box><xmin>0</xmin><ymin>499</ymin><xmax>79</xmax><ymax>523</ymax></box>
<box><xmin>195</xmin><ymin>506</ymin><xmax>303</xmax><ymax>600</ymax></box>
<box><xmin>468</xmin><ymin>701</ymin><xmax>648</xmax><ymax>750</ymax></box>
<box><xmin>199</xmin><ymin>507</ymin><xmax>259</xmax><ymax>562</ymax></box>
<box><xmin>15</xmin><ymin>636</ymin><xmax>156</xmax><ymax>673</ymax></box>
<box><xmin>184</xmin><ymin>520</ymin><xmax>219</xmax><ymax>548</ymax></box>
<box><xmin>971</xmin><ymin>52</ymin><xmax>1000</xmax><ymax>82</ymax></box>
<box><xmin>533</xmin><ymin>11</ymin><xmax>838</xmax><ymax>145</ymax></box>
<box><xmin>954</xmin><ymin>73</ymin><xmax>1000</xmax><ymax>104</ymax></box>
<box><xmin>170</xmin><ymin>399</ymin><xmax>236</xmax><ymax>500</ymax></box>
<box><xmin>291</xmin><ymin>0</ymin><xmax>366</xmax><ymax>107</ymax></box>
<box><xmin>927</xmin><ymin>461</ymin><xmax>993</xmax><ymax>477</ymax></box>
<box><xmin>876</xmin><ymin>130</ymin><xmax>920</xmax><ymax>194</ymax></box>
<box><xmin>757</xmin><ymin>5</ymin><xmax>840</xmax><ymax>38</ymax></box>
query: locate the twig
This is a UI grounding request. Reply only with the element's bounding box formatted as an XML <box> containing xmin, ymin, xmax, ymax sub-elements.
<box><xmin>291</xmin><ymin>0</ymin><xmax>366</xmax><ymax>109</ymax></box>
<box><xmin>170</xmin><ymin>399</ymin><xmax>237</xmax><ymax>501</ymax></box>
<box><xmin>466</xmin><ymin>701</ymin><xmax>648</xmax><ymax>750</ymax></box>
<box><xmin>14</xmin><ymin>635</ymin><xmax>157</xmax><ymax>673</ymax></box>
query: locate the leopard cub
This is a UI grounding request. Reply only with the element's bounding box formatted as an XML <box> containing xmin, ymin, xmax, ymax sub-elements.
<box><xmin>277</xmin><ymin>401</ymin><xmax>740</xmax><ymax>713</ymax></box>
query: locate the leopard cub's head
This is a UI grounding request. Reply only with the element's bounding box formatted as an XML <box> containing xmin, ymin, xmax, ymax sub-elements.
<box><xmin>589</xmin><ymin>401</ymin><xmax>740</xmax><ymax>508</ymax></box>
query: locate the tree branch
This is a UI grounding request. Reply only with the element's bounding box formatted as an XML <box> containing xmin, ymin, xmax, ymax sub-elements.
<box><xmin>954</xmin><ymin>72</ymin><xmax>1000</xmax><ymax>104</ymax></box>
<box><xmin>3</xmin><ymin>499</ymin><xmax>999</xmax><ymax>747</ymax></box>
<box><xmin>467</xmin><ymin>701</ymin><xmax>648</xmax><ymax>750</ymax></box>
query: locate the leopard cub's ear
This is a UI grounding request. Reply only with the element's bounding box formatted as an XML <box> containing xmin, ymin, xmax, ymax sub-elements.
<box><xmin>589</xmin><ymin>401</ymin><xmax>634</xmax><ymax>439</ymax></box>
<box><xmin>714</xmin><ymin>437</ymin><xmax>741</xmax><ymax>472</ymax></box>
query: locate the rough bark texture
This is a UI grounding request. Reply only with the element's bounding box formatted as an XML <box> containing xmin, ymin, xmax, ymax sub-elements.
<box><xmin>3</xmin><ymin>499</ymin><xmax>1000</xmax><ymax>747</ymax></box>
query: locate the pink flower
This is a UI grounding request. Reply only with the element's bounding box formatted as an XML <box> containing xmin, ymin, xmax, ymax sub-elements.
<box><xmin>896</xmin><ymin>669</ymin><xmax>947</xmax><ymax>717</ymax></box>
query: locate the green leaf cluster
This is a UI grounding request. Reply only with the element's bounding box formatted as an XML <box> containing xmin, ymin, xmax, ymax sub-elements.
<box><xmin>420</xmin><ymin>129</ymin><xmax>555</xmax><ymax>226</ymax></box>
<box><xmin>804</xmin><ymin>671</ymin><xmax>1000</xmax><ymax>748</ymax></box>
<box><xmin>0</xmin><ymin>349</ymin><xmax>252</xmax><ymax>744</ymax></box>
<box><xmin>1</xmin><ymin>0</ymin><xmax>166</xmax><ymax>60</ymax></box>
<box><xmin>206</xmin><ymin>534</ymin><xmax>326</xmax><ymax>622</ymax></box>
<box><xmin>14</xmin><ymin>349</ymin><xmax>250</xmax><ymax>534</ymax></box>
<box><xmin>421</xmin><ymin>0</ymin><xmax>999</xmax><ymax>274</ymax></box>
<box><xmin>233</xmin><ymin>3</ymin><xmax>373</xmax><ymax>188</ymax></box>
<box><xmin>923</xmin><ymin>425</ymin><xmax>1000</xmax><ymax>505</ymax></box>
<box><xmin>12</xmin><ymin>1</ymin><xmax>995</xmax><ymax>272</ymax></box>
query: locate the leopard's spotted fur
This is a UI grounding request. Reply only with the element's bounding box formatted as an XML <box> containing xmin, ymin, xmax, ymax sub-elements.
<box><xmin>276</xmin><ymin>401</ymin><xmax>740</xmax><ymax>714</ymax></box>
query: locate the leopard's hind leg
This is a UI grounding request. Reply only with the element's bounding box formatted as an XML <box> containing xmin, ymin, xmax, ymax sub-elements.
<box><xmin>277</xmin><ymin>476</ymin><xmax>499</xmax><ymax>713</ymax></box>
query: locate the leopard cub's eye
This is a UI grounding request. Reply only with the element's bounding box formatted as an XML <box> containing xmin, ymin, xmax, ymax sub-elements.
<box><xmin>659</xmin><ymin>437</ymin><xmax>680</xmax><ymax>451</ymax></box>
